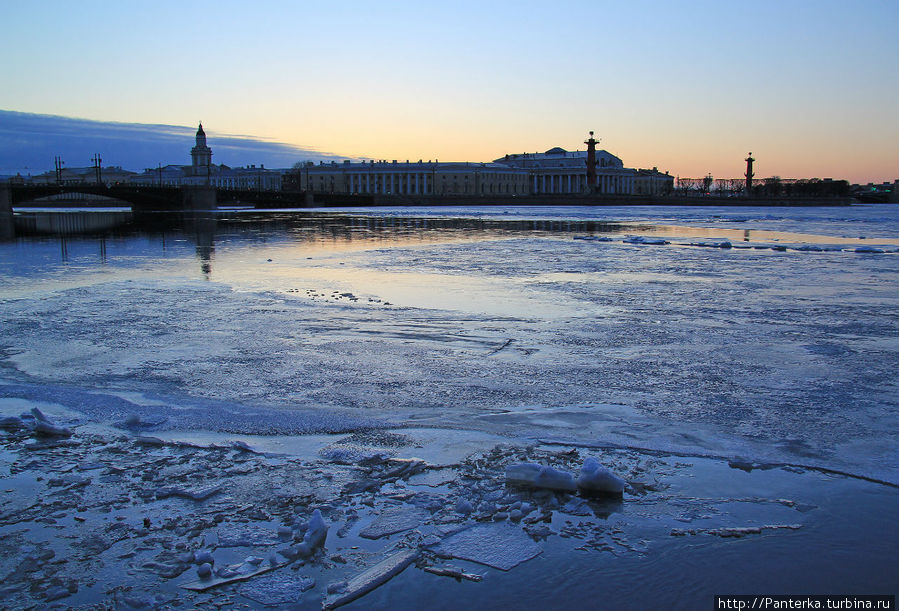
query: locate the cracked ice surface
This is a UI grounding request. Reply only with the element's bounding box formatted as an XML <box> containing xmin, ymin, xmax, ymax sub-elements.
<box><xmin>0</xmin><ymin>204</ymin><xmax>898</xmax><ymax>608</ymax></box>
<box><xmin>1</xmin><ymin>206</ymin><xmax>898</xmax><ymax>484</ymax></box>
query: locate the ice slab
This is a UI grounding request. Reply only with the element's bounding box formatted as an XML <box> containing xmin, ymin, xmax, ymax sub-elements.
<box><xmin>359</xmin><ymin>506</ymin><xmax>429</xmax><ymax>539</ymax></box>
<box><xmin>180</xmin><ymin>560</ymin><xmax>282</xmax><ymax>591</ymax></box>
<box><xmin>238</xmin><ymin>571</ymin><xmax>315</xmax><ymax>606</ymax></box>
<box><xmin>430</xmin><ymin>523</ymin><xmax>542</xmax><ymax>570</ymax></box>
<box><xmin>323</xmin><ymin>549</ymin><xmax>418</xmax><ymax>610</ymax></box>
<box><xmin>623</xmin><ymin>235</ymin><xmax>669</xmax><ymax>245</ymax></box>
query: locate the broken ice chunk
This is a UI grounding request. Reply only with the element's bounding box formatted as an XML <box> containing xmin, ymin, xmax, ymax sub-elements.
<box><xmin>0</xmin><ymin>416</ymin><xmax>26</xmax><ymax>430</ymax></box>
<box><xmin>430</xmin><ymin>523</ymin><xmax>542</xmax><ymax>571</ymax></box>
<box><xmin>30</xmin><ymin>407</ymin><xmax>73</xmax><ymax>437</ymax></box>
<box><xmin>323</xmin><ymin>549</ymin><xmax>418</xmax><ymax>609</ymax></box>
<box><xmin>623</xmin><ymin>236</ymin><xmax>669</xmax><ymax>245</ymax></box>
<box><xmin>239</xmin><ymin>573</ymin><xmax>315</xmax><ymax>606</ymax></box>
<box><xmin>454</xmin><ymin>499</ymin><xmax>474</xmax><ymax>515</ymax></box>
<box><xmin>296</xmin><ymin>509</ymin><xmax>328</xmax><ymax>556</ymax></box>
<box><xmin>505</xmin><ymin>463</ymin><xmax>576</xmax><ymax>492</ymax></box>
<box><xmin>181</xmin><ymin>560</ymin><xmax>283</xmax><ymax>591</ymax></box>
<box><xmin>576</xmin><ymin>457</ymin><xmax>625</xmax><ymax>495</ymax></box>
<box><xmin>359</xmin><ymin>506</ymin><xmax>429</xmax><ymax>539</ymax></box>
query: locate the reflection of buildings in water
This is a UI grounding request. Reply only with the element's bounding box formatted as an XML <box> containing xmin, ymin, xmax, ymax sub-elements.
<box><xmin>203</xmin><ymin>213</ymin><xmax>633</xmax><ymax>246</ymax></box>
<box><xmin>185</xmin><ymin>213</ymin><xmax>217</xmax><ymax>277</ymax></box>
<box><xmin>13</xmin><ymin>210</ymin><xmax>133</xmax><ymax>235</ymax></box>
<box><xmin>197</xmin><ymin>244</ymin><xmax>213</xmax><ymax>277</ymax></box>
<box><xmin>0</xmin><ymin>185</ymin><xmax>12</xmax><ymax>240</ymax></box>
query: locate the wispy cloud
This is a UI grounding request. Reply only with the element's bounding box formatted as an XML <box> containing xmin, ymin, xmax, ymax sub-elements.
<box><xmin>0</xmin><ymin>110</ymin><xmax>346</xmax><ymax>176</ymax></box>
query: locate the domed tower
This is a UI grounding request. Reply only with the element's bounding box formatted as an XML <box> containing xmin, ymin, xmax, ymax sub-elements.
<box><xmin>191</xmin><ymin>122</ymin><xmax>212</xmax><ymax>176</ymax></box>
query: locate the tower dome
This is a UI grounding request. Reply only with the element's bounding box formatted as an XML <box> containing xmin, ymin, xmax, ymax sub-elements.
<box><xmin>196</xmin><ymin>122</ymin><xmax>207</xmax><ymax>147</ymax></box>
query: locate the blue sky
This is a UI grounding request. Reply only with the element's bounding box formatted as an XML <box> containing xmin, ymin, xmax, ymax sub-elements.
<box><xmin>1</xmin><ymin>0</ymin><xmax>897</xmax><ymax>182</ymax></box>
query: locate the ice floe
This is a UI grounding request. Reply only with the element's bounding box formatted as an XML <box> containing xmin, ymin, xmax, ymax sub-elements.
<box><xmin>623</xmin><ymin>235</ymin><xmax>669</xmax><ymax>245</ymax></box>
<box><xmin>323</xmin><ymin>549</ymin><xmax>419</xmax><ymax>609</ymax></box>
<box><xmin>430</xmin><ymin>523</ymin><xmax>542</xmax><ymax>570</ymax></box>
<box><xmin>359</xmin><ymin>505</ymin><xmax>430</xmax><ymax>539</ymax></box>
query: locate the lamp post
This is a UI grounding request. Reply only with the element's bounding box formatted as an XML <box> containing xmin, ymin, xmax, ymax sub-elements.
<box><xmin>92</xmin><ymin>153</ymin><xmax>102</xmax><ymax>185</ymax></box>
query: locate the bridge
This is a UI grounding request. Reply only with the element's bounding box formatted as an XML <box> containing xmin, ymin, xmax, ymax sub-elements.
<box><xmin>7</xmin><ymin>183</ymin><xmax>314</xmax><ymax>211</ymax></box>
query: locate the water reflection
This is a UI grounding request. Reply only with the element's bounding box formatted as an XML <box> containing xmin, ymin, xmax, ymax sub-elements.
<box><xmin>13</xmin><ymin>209</ymin><xmax>133</xmax><ymax>236</ymax></box>
<box><xmin>183</xmin><ymin>213</ymin><xmax>217</xmax><ymax>278</ymax></box>
<box><xmin>3</xmin><ymin>210</ymin><xmax>896</xmax><ymax>286</ymax></box>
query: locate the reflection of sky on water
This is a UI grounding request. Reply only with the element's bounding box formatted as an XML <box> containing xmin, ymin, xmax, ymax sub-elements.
<box><xmin>3</xmin><ymin>206</ymin><xmax>898</xmax><ymax>308</ymax></box>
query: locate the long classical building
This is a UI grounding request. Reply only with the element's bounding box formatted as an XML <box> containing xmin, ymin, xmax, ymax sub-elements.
<box><xmin>296</xmin><ymin>138</ymin><xmax>672</xmax><ymax>197</ymax></box>
<box><xmin>294</xmin><ymin>160</ymin><xmax>530</xmax><ymax>196</ymax></box>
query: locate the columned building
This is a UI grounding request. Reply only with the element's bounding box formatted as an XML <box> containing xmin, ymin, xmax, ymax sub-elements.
<box><xmin>296</xmin><ymin>144</ymin><xmax>652</xmax><ymax>197</ymax></box>
<box><xmin>495</xmin><ymin>147</ymin><xmax>636</xmax><ymax>195</ymax></box>
<box><xmin>295</xmin><ymin>160</ymin><xmax>530</xmax><ymax>196</ymax></box>
<box><xmin>634</xmin><ymin>167</ymin><xmax>674</xmax><ymax>195</ymax></box>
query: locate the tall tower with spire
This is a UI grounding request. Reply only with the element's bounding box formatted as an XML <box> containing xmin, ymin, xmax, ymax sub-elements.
<box><xmin>191</xmin><ymin>122</ymin><xmax>212</xmax><ymax>177</ymax></box>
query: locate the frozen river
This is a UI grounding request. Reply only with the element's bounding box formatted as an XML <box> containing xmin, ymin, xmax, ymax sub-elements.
<box><xmin>0</xmin><ymin>204</ymin><xmax>897</xmax><ymax>608</ymax></box>
<box><xmin>2</xmin><ymin>204</ymin><xmax>897</xmax><ymax>484</ymax></box>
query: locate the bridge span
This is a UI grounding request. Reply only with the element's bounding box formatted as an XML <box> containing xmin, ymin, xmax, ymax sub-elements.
<box><xmin>7</xmin><ymin>184</ymin><xmax>315</xmax><ymax>211</ymax></box>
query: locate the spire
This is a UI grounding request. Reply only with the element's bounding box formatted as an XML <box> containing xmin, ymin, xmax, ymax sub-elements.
<box><xmin>195</xmin><ymin>122</ymin><xmax>208</xmax><ymax>148</ymax></box>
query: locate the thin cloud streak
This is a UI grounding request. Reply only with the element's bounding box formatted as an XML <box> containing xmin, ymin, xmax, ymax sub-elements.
<box><xmin>0</xmin><ymin>110</ymin><xmax>346</xmax><ymax>175</ymax></box>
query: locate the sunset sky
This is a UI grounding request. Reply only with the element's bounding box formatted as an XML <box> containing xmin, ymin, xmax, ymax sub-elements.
<box><xmin>2</xmin><ymin>0</ymin><xmax>897</xmax><ymax>183</ymax></box>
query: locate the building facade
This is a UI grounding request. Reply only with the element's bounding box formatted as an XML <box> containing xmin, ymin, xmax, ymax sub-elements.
<box><xmin>30</xmin><ymin>166</ymin><xmax>136</xmax><ymax>186</ymax></box>
<box><xmin>296</xmin><ymin>140</ymin><xmax>666</xmax><ymax>197</ymax></box>
<box><xmin>633</xmin><ymin>167</ymin><xmax>674</xmax><ymax>196</ymax></box>
<box><xmin>129</xmin><ymin>124</ymin><xmax>282</xmax><ymax>191</ymax></box>
<box><xmin>294</xmin><ymin>160</ymin><xmax>531</xmax><ymax>196</ymax></box>
<box><xmin>494</xmin><ymin>147</ymin><xmax>637</xmax><ymax>195</ymax></box>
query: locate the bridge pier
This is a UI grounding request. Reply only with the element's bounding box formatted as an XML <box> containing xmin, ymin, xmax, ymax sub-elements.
<box><xmin>181</xmin><ymin>186</ymin><xmax>218</xmax><ymax>211</ymax></box>
<box><xmin>0</xmin><ymin>183</ymin><xmax>14</xmax><ymax>240</ymax></box>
